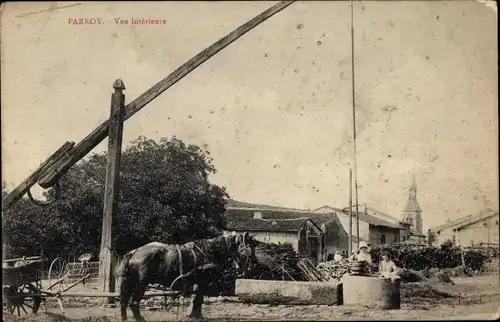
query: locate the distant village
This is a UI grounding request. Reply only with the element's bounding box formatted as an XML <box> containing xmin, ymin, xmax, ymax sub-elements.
<box><xmin>224</xmin><ymin>177</ymin><xmax>500</xmax><ymax>264</ymax></box>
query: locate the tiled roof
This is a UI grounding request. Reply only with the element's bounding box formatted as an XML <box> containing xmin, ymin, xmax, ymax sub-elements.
<box><xmin>224</xmin><ymin>207</ymin><xmax>334</xmax><ymax>228</ymax></box>
<box><xmin>224</xmin><ymin>216</ymin><xmax>314</xmax><ymax>233</ymax></box>
<box><xmin>225</xmin><ymin>199</ymin><xmax>306</xmax><ymax>212</ymax></box>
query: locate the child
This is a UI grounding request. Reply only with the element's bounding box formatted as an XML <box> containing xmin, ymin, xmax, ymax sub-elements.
<box><xmin>379</xmin><ymin>251</ymin><xmax>399</xmax><ymax>278</ymax></box>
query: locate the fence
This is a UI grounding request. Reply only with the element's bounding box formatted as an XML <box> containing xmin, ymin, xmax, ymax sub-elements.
<box><xmin>66</xmin><ymin>261</ymin><xmax>101</xmax><ymax>284</ymax></box>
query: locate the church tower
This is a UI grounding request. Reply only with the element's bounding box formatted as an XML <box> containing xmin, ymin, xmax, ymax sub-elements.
<box><xmin>402</xmin><ymin>174</ymin><xmax>423</xmax><ymax>233</ymax></box>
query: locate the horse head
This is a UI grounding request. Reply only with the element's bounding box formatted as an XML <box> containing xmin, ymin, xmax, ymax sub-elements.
<box><xmin>232</xmin><ymin>232</ymin><xmax>258</xmax><ymax>273</ymax></box>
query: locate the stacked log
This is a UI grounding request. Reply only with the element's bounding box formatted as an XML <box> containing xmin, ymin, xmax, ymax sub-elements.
<box><xmin>316</xmin><ymin>260</ymin><xmax>350</xmax><ymax>281</ymax></box>
<box><xmin>370</xmin><ymin>245</ymin><xmax>488</xmax><ymax>271</ymax></box>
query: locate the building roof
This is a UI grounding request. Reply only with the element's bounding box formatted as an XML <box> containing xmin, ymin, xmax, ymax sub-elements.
<box><xmin>224</xmin><ymin>207</ymin><xmax>334</xmax><ymax>229</ymax></box>
<box><xmin>454</xmin><ymin>211</ymin><xmax>499</xmax><ymax>230</ymax></box>
<box><xmin>224</xmin><ymin>216</ymin><xmax>319</xmax><ymax>233</ymax></box>
<box><xmin>225</xmin><ymin>203</ymin><xmax>405</xmax><ymax>235</ymax></box>
<box><xmin>340</xmin><ymin>206</ymin><xmax>403</xmax><ymax>230</ymax></box>
<box><xmin>225</xmin><ymin>199</ymin><xmax>306</xmax><ymax>212</ymax></box>
<box><xmin>431</xmin><ymin>209</ymin><xmax>498</xmax><ymax>232</ymax></box>
<box><xmin>404</xmin><ymin>198</ymin><xmax>422</xmax><ymax>212</ymax></box>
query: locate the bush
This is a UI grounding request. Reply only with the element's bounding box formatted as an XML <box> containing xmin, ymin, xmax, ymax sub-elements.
<box><xmin>369</xmin><ymin>244</ymin><xmax>488</xmax><ymax>271</ymax></box>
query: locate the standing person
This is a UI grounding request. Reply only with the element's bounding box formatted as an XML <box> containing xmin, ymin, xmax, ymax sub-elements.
<box><xmin>333</xmin><ymin>251</ymin><xmax>343</xmax><ymax>263</ymax></box>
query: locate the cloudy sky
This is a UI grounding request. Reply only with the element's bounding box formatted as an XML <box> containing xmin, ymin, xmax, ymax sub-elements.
<box><xmin>1</xmin><ymin>1</ymin><xmax>497</xmax><ymax>229</ymax></box>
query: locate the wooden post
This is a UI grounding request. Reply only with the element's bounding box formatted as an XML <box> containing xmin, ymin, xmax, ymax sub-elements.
<box><xmin>348</xmin><ymin>169</ymin><xmax>353</xmax><ymax>255</ymax></box>
<box><xmin>98</xmin><ymin>79</ymin><xmax>125</xmax><ymax>305</ymax></box>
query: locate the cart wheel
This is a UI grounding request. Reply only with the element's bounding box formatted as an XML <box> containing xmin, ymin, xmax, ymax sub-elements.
<box><xmin>3</xmin><ymin>283</ymin><xmax>41</xmax><ymax>317</ymax></box>
<box><xmin>48</xmin><ymin>257</ymin><xmax>69</xmax><ymax>291</ymax></box>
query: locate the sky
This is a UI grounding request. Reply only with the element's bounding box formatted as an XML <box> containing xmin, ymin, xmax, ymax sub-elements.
<box><xmin>1</xmin><ymin>1</ymin><xmax>498</xmax><ymax>230</ymax></box>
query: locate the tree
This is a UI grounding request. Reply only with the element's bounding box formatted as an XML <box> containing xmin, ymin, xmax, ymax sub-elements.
<box><xmin>2</xmin><ymin>182</ymin><xmax>70</xmax><ymax>260</ymax></box>
<box><xmin>3</xmin><ymin>136</ymin><xmax>229</xmax><ymax>259</ymax></box>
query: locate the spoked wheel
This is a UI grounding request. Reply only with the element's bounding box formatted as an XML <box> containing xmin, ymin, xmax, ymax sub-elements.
<box><xmin>3</xmin><ymin>283</ymin><xmax>42</xmax><ymax>317</ymax></box>
<box><xmin>48</xmin><ymin>257</ymin><xmax>69</xmax><ymax>292</ymax></box>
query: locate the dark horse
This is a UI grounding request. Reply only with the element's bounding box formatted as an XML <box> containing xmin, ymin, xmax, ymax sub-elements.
<box><xmin>116</xmin><ymin>232</ymin><xmax>257</xmax><ymax>321</ymax></box>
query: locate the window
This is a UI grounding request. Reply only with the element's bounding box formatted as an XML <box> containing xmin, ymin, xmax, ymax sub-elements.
<box><xmin>496</xmin><ymin>220</ymin><xmax>499</xmax><ymax>226</ymax></box>
<box><xmin>483</xmin><ymin>222</ymin><xmax>488</xmax><ymax>227</ymax></box>
<box><xmin>381</xmin><ymin>235</ymin><xmax>386</xmax><ymax>244</ymax></box>
<box><xmin>393</xmin><ymin>235</ymin><xmax>398</xmax><ymax>243</ymax></box>
<box><xmin>409</xmin><ymin>218</ymin><xmax>414</xmax><ymax>225</ymax></box>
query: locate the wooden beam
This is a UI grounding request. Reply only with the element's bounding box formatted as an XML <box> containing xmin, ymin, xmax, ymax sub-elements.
<box><xmin>40</xmin><ymin>290</ymin><xmax>181</xmax><ymax>298</ymax></box>
<box><xmin>98</xmin><ymin>79</ymin><xmax>125</xmax><ymax>305</ymax></box>
<box><xmin>1</xmin><ymin>141</ymin><xmax>74</xmax><ymax>212</ymax></box>
<box><xmin>37</xmin><ymin>1</ymin><xmax>295</xmax><ymax>189</ymax></box>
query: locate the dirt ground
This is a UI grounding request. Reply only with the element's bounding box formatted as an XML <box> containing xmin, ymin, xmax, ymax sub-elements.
<box><xmin>5</xmin><ymin>275</ymin><xmax>500</xmax><ymax>321</ymax></box>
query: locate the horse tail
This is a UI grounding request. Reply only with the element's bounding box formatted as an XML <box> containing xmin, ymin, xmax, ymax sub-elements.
<box><xmin>115</xmin><ymin>249</ymin><xmax>136</xmax><ymax>277</ymax></box>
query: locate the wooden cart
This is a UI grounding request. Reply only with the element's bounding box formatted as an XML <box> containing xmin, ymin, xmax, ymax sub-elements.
<box><xmin>2</xmin><ymin>256</ymin><xmax>45</xmax><ymax>316</ymax></box>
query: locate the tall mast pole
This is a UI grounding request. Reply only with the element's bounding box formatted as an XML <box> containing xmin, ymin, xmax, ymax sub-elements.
<box><xmin>350</xmin><ymin>0</ymin><xmax>360</xmax><ymax>248</ymax></box>
<box><xmin>349</xmin><ymin>169</ymin><xmax>353</xmax><ymax>255</ymax></box>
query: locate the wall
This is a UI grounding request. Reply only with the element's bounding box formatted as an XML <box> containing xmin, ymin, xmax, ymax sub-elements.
<box><xmin>322</xmin><ymin>216</ymin><xmax>349</xmax><ymax>259</ymax></box>
<box><xmin>435</xmin><ymin>227</ymin><xmax>455</xmax><ymax>245</ymax></box>
<box><xmin>402</xmin><ymin>211</ymin><xmax>423</xmax><ymax>234</ymax></box>
<box><xmin>455</xmin><ymin>216</ymin><xmax>499</xmax><ymax>246</ymax></box>
<box><xmin>368</xmin><ymin>225</ymin><xmax>400</xmax><ymax>245</ymax></box>
<box><xmin>399</xmin><ymin>225</ymin><xmax>411</xmax><ymax>243</ymax></box>
<box><xmin>335</xmin><ymin>211</ymin><xmax>370</xmax><ymax>242</ymax></box>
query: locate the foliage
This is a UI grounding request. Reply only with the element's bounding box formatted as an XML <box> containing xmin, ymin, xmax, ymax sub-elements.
<box><xmin>369</xmin><ymin>244</ymin><xmax>488</xmax><ymax>271</ymax></box>
<box><xmin>2</xmin><ymin>136</ymin><xmax>228</xmax><ymax>260</ymax></box>
<box><xmin>440</xmin><ymin>239</ymin><xmax>454</xmax><ymax>249</ymax></box>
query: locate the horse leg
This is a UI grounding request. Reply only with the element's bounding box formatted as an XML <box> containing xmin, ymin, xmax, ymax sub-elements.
<box><xmin>120</xmin><ymin>277</ymin><xmax>134</xmax><ymax>321</ymax></box>
<box><xmin>186</xmin><ymin>283</ymin><xmax>204</xmax><ymax>319</ymax></box>
<box><xmin>130</xmin><ymin>284</ymin><xmax>148</xmax><ymax>322</ymax></box>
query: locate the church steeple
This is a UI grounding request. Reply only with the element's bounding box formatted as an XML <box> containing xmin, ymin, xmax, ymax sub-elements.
<box><xmin>402</xmin><ymin>174</ymin><xmax>423</xmax><ymax>234</ymax></box>
<box><xmin>408</xmin><ymin>174</ymin><xmax>418</xmax><ymax>199</ymax></box>
<box><xmin>404</xmin><ymin>173</ymin><xmax>421</xmax><ymax>213</ymax></box>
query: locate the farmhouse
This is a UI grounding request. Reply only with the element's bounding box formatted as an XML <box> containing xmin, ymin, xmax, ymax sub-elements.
<box><xmin>223</xmin><ymin>201</ymin><xmax>411</xmax><ymax>262</ymax></box>
<box><xmin>223</xmin><ymin>208</ymin><xmax>325</xmax><ymax>264</ymax></box>
<box><xmin>431</xmin><ymin>209</ymin><xmax>499</xmax><ymax>247</ymax></box>
<box><xmin>313</xmin><ymin>205</ymin><xmax>404</xmax><ymax>249</ymax></box>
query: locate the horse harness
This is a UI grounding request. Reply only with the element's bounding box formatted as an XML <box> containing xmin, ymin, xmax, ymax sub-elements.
<box><xmin>235</xmin><ymin>235</ymin><xmax>254</xmax><ymax>271</ymax></box>
<box><xmin>175</xmin><ymin>244</ymin><xmax>200</xmax><ymax>277</ymax></box>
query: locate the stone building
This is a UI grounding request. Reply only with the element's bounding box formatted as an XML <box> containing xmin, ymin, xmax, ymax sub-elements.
<box><xmin>431</xmin><ymin>210</ymin><xmax>499</xmax><ymax>247</ymax></box>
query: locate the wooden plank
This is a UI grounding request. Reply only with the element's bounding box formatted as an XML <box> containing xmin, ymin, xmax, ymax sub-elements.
<box><xmin>98</xmin><ymin>80</ymin><xmax>125</xmax><ymax>305</ymax></box>
<box><xmin>36</xmin><ymin>1</ymin><xmax>294</xmax><ymax>189</ymax></box>
<box><xmin>41</xmin><ymin>291</ymin><xmax>181</xmax><ymax>298</ymax></box>
<box><xmin>2</xmin><ymin>256</ymin><xmax>42</xmax><ymax>263</ymax></box>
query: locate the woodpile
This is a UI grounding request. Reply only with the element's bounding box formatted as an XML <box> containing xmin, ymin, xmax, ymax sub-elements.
<box><xmin>370</xmin><ymin>244</ymin><xmax>488</xmax><ymax>271</ymax></box>
<box><xmin>316</xmin><ymin>260</ymin><xmax>350</xmax><ymax>281</ymax></box>
<box><xmin>296</xmin><ymin>258</ymin><xmax>326</xmax><ymax>281</ymax></box>
<box><xmin>250</xmin><ymin>242</ymin><xmax>306</xmax><ymax>281</ymax></box>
